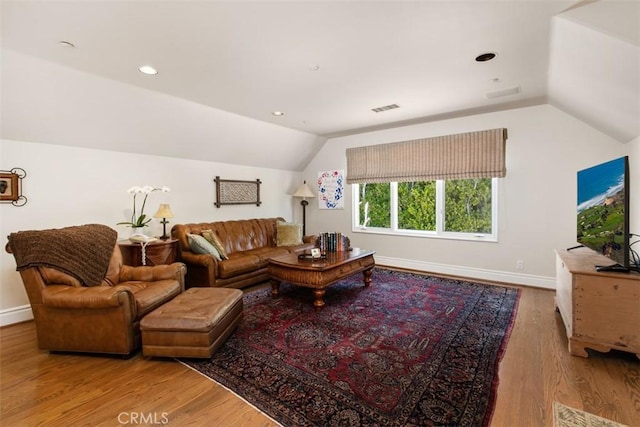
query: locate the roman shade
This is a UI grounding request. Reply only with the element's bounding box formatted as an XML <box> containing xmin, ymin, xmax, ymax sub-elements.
<box><xmin>346</xmin><ymin>128</ymin><xmax>507</xmax><ymax>184</ymax></box>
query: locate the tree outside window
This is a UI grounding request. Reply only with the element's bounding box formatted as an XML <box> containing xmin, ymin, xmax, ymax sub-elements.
<box><xmin>444</xmin><ymin>179</ymin><xmax>493</xmax><ymax>233</ymax></box>
<box><xmin>398</xmin><ymin>181</ymin><xmax>436</xmax><ymax>231</ymax></box>
<box><xmin>358</xmin><ymin>182</ymin><xmax>390</xmax><ymax>228</ymax></box>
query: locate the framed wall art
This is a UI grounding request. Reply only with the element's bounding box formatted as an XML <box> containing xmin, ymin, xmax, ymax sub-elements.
<box><xmin>0</xmin><ymin>168</ymin><xmax>27</xmax><ymax>206</ymax></box>
<box><xmin>214</xmin><ymin>176</ymin><xmax>261</xmax><ymax>208</ymax></box>
<box><xmin>317</xmin><ymin>170</ymin><xmax>344</xmax><ymax>209</ymax></box>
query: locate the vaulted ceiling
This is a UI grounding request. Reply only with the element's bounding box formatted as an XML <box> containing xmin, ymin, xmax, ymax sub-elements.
<box><xmin>2</xmin><ymin>1</ymin><xmax>638</xmax><ymax>171</ymax></box>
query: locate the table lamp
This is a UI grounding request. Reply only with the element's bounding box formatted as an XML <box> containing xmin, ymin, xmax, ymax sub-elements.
<box><xmin>153</xmin><ymin>204</ymin><xmax>175</xmax><ymax>240</ymax></box>
<box><xmin>292</xmin><ymin>181</ymin><xmax>315</xmax><ymax>236</ymax></box>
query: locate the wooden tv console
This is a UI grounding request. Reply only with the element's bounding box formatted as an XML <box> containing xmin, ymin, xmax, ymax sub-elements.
<box><xmin>555</xmin><ymin>247</ymin><xmax>639</xmax><ymax>358</ymax></box>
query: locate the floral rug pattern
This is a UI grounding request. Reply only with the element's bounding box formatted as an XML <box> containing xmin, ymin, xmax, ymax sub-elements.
<box><xmin>182</xmin><ymin>268</ymin><xmax>520</xmax><ymax>426</ymax></box>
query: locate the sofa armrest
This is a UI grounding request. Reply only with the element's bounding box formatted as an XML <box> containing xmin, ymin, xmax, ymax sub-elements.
<box><xmin>119</xmin><ymin>262</ymin><xmax>186</xmax><ymax>290</ymax></box>
<box><xmin>180</xmin><ymin>251</ymin><xmax>217</xmax><ymax>267</ymax></box>
<box><xmin>303</xmin><ymin>235</ymin><xmax>317</xmax><ymax>244</ymax></box>
<box><xmin>42</xmin><ymin>284</ymin><xmax>134</xmax><ymax>309</ymax></box>
<box><xmin>176</xmin><ymin>251</ymin><xmax>218</xmax><ymax>287</ymax></box>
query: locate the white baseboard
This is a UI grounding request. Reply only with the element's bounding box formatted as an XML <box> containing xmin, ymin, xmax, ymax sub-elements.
<box><xmin>374</xmin><ymin>255</ymin><xmax>556</xmax><ymax>289</ymax></box>
<box><xmin>0</xmin><ymin>304</ymin><xmax>33</xmax><ymax>327</ymax></box>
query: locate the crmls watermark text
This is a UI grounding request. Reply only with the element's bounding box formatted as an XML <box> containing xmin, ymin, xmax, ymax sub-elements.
<box><xmin>117</xmin><ymin>412</ymin><xmax>169</xmax><ymax>425</ymax></box>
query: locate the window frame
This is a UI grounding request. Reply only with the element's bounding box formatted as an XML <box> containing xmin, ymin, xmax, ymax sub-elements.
<box><xmin>352</xmin><ymin>178</ymin><xmax>499</xmax><ymax>242</ymax></box>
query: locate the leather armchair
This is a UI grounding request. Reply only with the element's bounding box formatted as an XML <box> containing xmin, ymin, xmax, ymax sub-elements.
<box><xmin>6</xmin><ymin>243</ymin><xmax>186</xmax><ymax>356</ymax></box>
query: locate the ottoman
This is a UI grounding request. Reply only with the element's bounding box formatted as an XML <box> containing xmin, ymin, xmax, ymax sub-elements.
<box><xmin>140</xmin><ymin>287</ymin><xmax>243</xmax><ymax>358</ymax></box>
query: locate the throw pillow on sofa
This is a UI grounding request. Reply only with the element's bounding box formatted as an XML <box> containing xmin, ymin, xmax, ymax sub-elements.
<box><xmin>201</xmin><ymin>229</ymin><xmax>229</xmax><ymax>260</ymax></box>
<box><xmin>276</xmin><ymin>221</ymin><xmax>303</xmax><ymax>246</ymax></box>
<box><xmin>187</xmin><ymin>233</ymin><xmax>221</xmax><ymax>260</ymax></box>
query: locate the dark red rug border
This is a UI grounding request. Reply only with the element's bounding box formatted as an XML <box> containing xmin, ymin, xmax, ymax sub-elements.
<box><xmin>483</xmin><ymin>285</ymin><xmax>521</xmax><ymax>427</ymax></box>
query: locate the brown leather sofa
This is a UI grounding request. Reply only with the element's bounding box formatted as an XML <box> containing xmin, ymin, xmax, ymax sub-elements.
<box><xmin>6</xmin><ymin>242</ymin><xmax>186</xmax><ymax>356</ymax></box>
<box><xmin>172</xmin><ymin>217</ymin><xmax>315</xmax><ymax>289</ymax></box>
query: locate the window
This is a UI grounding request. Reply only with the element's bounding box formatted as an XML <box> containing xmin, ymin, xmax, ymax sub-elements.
<box><xmin>358</xmin><ymin>182</ymin><xmax>390</xmax><ymax>228</ymax></box>
<box><xmin>346</xmin><ymin>128</ymin><xmax>506</xmax><ymax>241</ymax></box>
<box><xmin>353</xmin><ymin>178</ymin><xmax>497</xmax><ymax>241</ymax></box>
<box><xmin>398</xmin><ymin>181</ymin><xmax>436</xmax><ymax>231</ymax></box>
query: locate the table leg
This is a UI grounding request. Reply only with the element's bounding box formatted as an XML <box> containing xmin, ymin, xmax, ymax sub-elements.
<box><xmin>313</xmin><ymin>289</ymin><xmax>326</xmax><ymax>310</ymax></box>
<box><xmin>363</xmin><ymin>267</ymin><xmax>373</xmax><ymax>287</ymax></box>
<box><xmin>271</xmin><ymin>279</ymin><xmax>281</xmax><ymax>298</ymax></box>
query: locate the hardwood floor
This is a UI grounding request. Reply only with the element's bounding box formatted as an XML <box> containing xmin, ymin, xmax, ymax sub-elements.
<box><xmin>1</xmin><ymin>285</ymin><xmax>638</xmax><ymax>426</ymax></box>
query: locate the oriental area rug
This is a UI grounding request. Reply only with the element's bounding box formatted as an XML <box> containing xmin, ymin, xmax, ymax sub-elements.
<box><xmin>181</xmin><ymin>268</ymin><xmax>520</xmax><ymax>426</ymax></box>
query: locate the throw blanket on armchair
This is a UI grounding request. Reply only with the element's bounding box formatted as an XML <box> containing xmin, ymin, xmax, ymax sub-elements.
<box><xmin>8</xmin><ymin>224</ymin><xmax>118</xmax><ymax>287</ymax></box>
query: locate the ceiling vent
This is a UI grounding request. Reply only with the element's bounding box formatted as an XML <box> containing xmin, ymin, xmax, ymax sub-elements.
<box><xmin>485</xmin><ymin>86</ymin><xmax>521</xmax><ymax>99</ymax></box>
<box><xmin>372</xmin><ymin>104</ymin><xmax>400</xmax><ymax>113</ymax></box>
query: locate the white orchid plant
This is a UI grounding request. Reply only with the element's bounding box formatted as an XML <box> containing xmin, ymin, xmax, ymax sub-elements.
<box><xmin>118</xmin><ymin>185</ymin><xmax>170</xmax><ymax>228</ymax></box>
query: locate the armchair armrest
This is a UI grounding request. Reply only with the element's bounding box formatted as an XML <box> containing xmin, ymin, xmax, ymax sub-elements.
<box><xmin>119</xmin><ymin>262</ymin><xmax>186</xmax><ymax>290</ymax></box>
<box><xmin>42</xmin><ymin>284</ymin><xmax>134</xmax><ymax>309</ymax></box>
<box><xmin>303</xmin><ymin>235</ymin><xmax>317</xmax><ymax>244</ymax></box>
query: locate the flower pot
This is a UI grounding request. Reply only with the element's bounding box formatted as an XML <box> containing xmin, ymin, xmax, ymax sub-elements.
<box><xmin>129</xmin><ymin>227</ymin><xmax>148</xmax><ymax>242</ymax></box>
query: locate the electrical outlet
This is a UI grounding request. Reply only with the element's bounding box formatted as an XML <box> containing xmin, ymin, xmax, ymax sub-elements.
<box><xmin>516</xmin><ymin>260</ymin><xmax>524</xmax><ymax>270</ymax></box>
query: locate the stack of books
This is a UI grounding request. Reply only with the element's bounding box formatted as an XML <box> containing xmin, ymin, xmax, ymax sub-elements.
<box><xmin>316</xmin><ymin>232</ymin><xmax>350</xmax><ymax>253</ymax></box>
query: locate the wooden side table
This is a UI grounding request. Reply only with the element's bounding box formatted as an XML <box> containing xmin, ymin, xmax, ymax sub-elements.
<box><xmin>118</xmin><ymin>239</ymin><xmax>178</xmax><ymax>267</ymax></box>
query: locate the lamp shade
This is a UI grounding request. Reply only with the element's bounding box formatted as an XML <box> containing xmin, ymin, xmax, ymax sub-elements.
<box><xmin>292</xmin><ymin>181</ymin><xmax>316</xmax><ymax>199</ymax></box>
<box><xmin>153</xmin><ymin>204</ymin><xmax>175</xmax><ymax>219</ymax></box>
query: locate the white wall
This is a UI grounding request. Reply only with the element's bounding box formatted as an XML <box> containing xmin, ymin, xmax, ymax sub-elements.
<box><xmin>302</xmin><ymin>104</ymin><xmax>627</xmax><ymax>287</ymax></box>
<box><xmin>0</xmin><ymin>139</ymin><xmax>303</xmax><ymax>325</ymax></box>
<box><xmin>626</xmin><ymin>136</ymin><xmax>640</xmax><ymax>245</ymax></box>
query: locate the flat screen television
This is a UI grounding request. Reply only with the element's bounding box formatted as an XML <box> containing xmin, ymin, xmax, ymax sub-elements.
<box><xmin>576</xmin><ymin>156</ymin><xmax>630</xmax><ymax>271</ymax></box>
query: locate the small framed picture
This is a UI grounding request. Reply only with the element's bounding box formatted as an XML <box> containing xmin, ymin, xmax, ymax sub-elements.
<box><xmin>0</xmin><ymin>173</ymin><xmax>19</xmax><ymax>202</ymax></box>
<box><xmin>310</xmin><ymin>248</ymin><xmax>322</xmax><ymax>258</ymax></box>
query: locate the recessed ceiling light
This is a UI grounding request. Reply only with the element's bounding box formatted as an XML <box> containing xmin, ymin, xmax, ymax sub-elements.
<box><xmin>272</xmin><ymin>111</ymin><xmax>285</xmax><ymax>116</ymax></box>
<box><xmin>138</xmin><ymin>65</ymin><xmax>158</xmax><ymax>75</ymax></box>
<box><xmin>308</xmin><ymin>64</ymin><xmax>320</xmax><ymax>71</ymax></box>
<box><xmin>475</xmin><ymin>52</ymin><xmax>497</xmax><ymax>62</ymax></box>
<box><xmin>59</xmin><ymin>41</ymin><xmax>75</xmax><ymax>48</ymax></box>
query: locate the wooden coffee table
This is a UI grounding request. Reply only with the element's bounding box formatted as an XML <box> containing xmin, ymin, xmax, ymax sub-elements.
<box><xmin>268</xmin><ymin>248</ymin><xmax>375</xmax><ymax>310</ymax></box>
